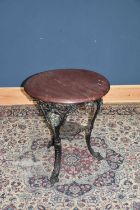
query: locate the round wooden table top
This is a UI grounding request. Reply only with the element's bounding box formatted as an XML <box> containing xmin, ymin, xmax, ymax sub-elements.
<box><xmin>24</xmin><ymin>69</ymin><xmax>110</xmax><ymax>104</ymax></box>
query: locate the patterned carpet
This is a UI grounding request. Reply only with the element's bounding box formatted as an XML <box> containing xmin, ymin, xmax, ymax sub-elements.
<box><xmin>0</xmin><ymin>104</ymin><xmax>140</xmax><ymax>210</ymax></box>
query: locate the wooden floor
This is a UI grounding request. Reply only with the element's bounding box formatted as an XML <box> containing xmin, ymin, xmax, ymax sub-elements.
<box><xmin>0</xmin><ymin>85</ymin><xmax>140</xmax><ymax>105</ymax></box>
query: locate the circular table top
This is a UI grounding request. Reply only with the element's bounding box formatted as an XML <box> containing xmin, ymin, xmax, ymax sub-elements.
<box><xmin>24</xmin><ymin>69</ymin><xmax>110</xmax><ymax>104</ymax></box>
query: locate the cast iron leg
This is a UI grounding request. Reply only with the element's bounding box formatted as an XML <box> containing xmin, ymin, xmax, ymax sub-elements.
<box><xmin>50</xmin><ymin>125</ymin><xmax>62</xmax><ymax>184</ymax></box>
<box><xmin>85</xmin><ymin>100</ymin><xmax>104</xmax><ymax>161</ymax></box>
<box><xmin>38</xmin><ymin>101</ymin><xmax>69</xmax><ymax>185</ymax></box>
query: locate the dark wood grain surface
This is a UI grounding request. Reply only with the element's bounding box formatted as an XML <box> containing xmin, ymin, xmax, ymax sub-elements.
<box><xmin>24</xmin><ymin>69</ymin><xmax>110</xmax><ymax>104</ymax></box>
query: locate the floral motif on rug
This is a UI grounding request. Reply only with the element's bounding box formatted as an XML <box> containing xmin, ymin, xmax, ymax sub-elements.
<box><xmin>0</xmin><ymin>104</ymin><xmax>140</xmax><ymax>210</ymax></box>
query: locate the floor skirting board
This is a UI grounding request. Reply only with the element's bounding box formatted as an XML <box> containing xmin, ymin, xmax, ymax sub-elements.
<box><xmin>0</xmin><ymin>85</ymin><xmax>140</xmax><ymax>105</ymax></box>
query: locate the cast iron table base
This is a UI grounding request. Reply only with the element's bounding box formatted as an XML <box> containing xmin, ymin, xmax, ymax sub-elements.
<box><xmin>37</xmin><ymin>99</ymin><xmax>104</xmax><ymax>185</ymax></box>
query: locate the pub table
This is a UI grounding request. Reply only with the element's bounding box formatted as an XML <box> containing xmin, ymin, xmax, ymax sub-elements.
<box><xmin>24</xmin><ymin>69</ymin><xmax>110</xmax><ymax>185</ymax></box>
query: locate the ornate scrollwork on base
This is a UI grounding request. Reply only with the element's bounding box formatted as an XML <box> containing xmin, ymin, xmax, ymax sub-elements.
<box><xmin>36</xmin><ymin>99</ymin><xmax>103</xmax><ymax>185</ymax></box>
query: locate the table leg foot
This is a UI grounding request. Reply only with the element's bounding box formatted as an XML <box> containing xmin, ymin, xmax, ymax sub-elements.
<box><xmin>94</xmin><ymin>152</ymin><xmax>104</xmax><ymax>161</ymax></box>
<box><xmin>50</xmin><ymin>173</ymin><xmax>59</xmax><ymax>185</ymax></box>
<box><xmin>86</xmin><ymin>140</ymin><xmax>104</xmax><ymax>161</ymax></box>
<box><xmin>47</xmin><ymin>139</ymin><xmax>54</xmax><ymax>148</ymax></box>
<box><xmin>86</xmin><ymin>133</ymin><xmax>104</xmax><ymax>161</ymax></box>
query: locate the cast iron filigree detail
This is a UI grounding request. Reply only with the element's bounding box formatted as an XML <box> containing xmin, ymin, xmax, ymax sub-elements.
<box><xmin>37</xmin><ymin>99</ymin><xmax>103</xmax><ymax>185</ymax></box>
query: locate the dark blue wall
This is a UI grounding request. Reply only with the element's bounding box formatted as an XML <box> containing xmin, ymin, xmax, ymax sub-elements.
<box><xmin>0</xmin><ymin>0</ymin><xmax>140</xmax><ymax>86</ymax></box>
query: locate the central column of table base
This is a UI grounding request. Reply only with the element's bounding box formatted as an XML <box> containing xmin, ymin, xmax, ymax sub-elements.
<box><xmin>38</xmin><ymin>99</ymin><xmax>104</xmax><ymax>185</ymax></box>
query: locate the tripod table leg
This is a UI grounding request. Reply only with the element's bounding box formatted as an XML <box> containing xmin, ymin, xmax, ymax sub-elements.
<box><xmin>85</xmin><ymin>100</ymin><xmax>104</xmax><ymax>161</ymax></box>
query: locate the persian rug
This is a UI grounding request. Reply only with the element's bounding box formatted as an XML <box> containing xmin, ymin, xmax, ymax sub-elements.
<box><xmin>0</xmin><ymin>104</ymin><xmax>140</xmax><ymax>210</ymax></box>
